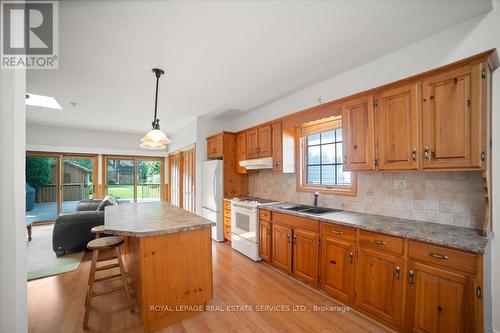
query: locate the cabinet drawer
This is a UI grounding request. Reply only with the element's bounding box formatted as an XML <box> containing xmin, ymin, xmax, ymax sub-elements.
<box><xmin>359</xmin><ymin>231</ymin><xmax>404</xmax><ymax>255</ymax></box>
<box><xmin>272</xmin><ymin>212</ymin><xmax>319</xmax><ymax>233</ymax></box>
<box><xmin>259</xmin><ymin>209</ymin><xmax>271</xmax><ymax>221</ymax></box>
<box><xmin>408</xmin><ymin>240</ymin><xmax>477</xmax><ymax>274</ymax></box>
<box><xmin>321</xmin><ymin>223</ymin><xmax>356</xmax><ymax>243</ymax></box>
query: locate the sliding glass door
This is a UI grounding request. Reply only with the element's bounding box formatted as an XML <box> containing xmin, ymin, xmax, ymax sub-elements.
<box><xmin>104</xmin><ymin>156</ymin><xmax>164</xmax><ymax>203</ymax></box>
<box><xmin>25</xmin><ymin>156</ymin><xmax>59</xmax><ymax>223</ymax></box>
<box><xmin>62</xmin><ymin>157</ymin><xmax>97</xmax><ymax>213</ymax></box>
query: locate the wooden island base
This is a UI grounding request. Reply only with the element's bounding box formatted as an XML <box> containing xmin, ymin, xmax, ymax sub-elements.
<box><xmin>125</xmin><ymin>227</ymin><xmax>213</xmax><ymax>333</ymax></box>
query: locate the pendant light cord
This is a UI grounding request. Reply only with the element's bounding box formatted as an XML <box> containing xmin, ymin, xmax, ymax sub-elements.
<box><xmin>152</xmin><ymin>68</ymin><xmax>164</xmax><ymax>129</ymax></box>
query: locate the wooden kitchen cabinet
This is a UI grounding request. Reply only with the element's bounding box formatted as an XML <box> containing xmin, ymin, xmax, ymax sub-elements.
<box><xmin>292</xmin><ymin>228</ymin><xmax>320</xmax><ymax>286</ymax></box>
<box><xmin>342</xmin><ymin>95</ymin><xmax>375</xmax><ymax>171</ymax></box>
<box><xmin>272</xmin><ymin>223</ymin><xmax>292</xmax><ymax>273</ymax></box>
<box><xmin>376</xmin><ymin>83</ymin><xmax>420</xmax><ymax>170</ymax></box>
<box><xmin>272</xmin><ymin>122</ymin><xmax>283</xmax><ymax>172</ymax></box>
<box><xmin>422</xmin><ymin>64</ymin><xmax>485</xmax><ymax>170</ymax></box>
<box><xmin>406</xmin><ymin>262</ymin><xmax>472</xmax><ymax>333</ymax></box>
<box><xmin>258</xmin><ymin>125</ymin><xmax>272</xmax><ymax>157</ymax></box>
<box><xmin>246</xmin><ymin>124</ymin><xmax>272</xmax><ymax>159</ymax></box>
<box><xmin>223</xmin><ymin>200</ymin><xmax>231</xmax><ymax>242</ymax></box>
<box><xmin>259</xmin><ymin>218</ymin><xmax>272</xmax><ymax>263</ymax></box>
<box><xmin>236</xmin><ymin>132</ymin><xmax>247</xmax><ymax>174</ymax></box>
<box><xmin>355</xmin><ymin>247</ymin><xmax>403</xmax><ymax>328</ymax></box>
<box><xmin>207</xmin><ymin>133</ymin><xmax>223</xmax><ymax>159</ymax></box>
<box><xmin>321</xmin><ymin>237</ymin><xmax>356</xmax><ymax>304</ymax></box>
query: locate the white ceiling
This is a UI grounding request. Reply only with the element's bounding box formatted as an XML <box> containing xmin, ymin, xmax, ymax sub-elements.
<box><xmin>26</xmin><ymin>0</ymin><xmax>492</xmax><ymax>135</ymax></box>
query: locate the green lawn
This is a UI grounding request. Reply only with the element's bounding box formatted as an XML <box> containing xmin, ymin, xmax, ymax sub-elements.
<box><xmin>106</xmin><ymin>184</ymin><xmax>160</xmax><ymax>200</ymax></box>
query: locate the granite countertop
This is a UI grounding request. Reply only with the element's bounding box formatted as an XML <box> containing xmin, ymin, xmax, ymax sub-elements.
<box><xmin>104</xmin><ymin>202</ymin><xmax>215</xmax><ymax>237</ymax></box>
<box><xmin>263</xmin><ymin>203</ymin><xmax>489</xmax><ymax>253</ymax></box>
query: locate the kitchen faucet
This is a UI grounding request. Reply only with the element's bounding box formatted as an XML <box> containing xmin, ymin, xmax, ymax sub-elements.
<box><xmin>313</xmin><ymin>192</ymin><xmax>319</xmax><ymax>206</ymax></box>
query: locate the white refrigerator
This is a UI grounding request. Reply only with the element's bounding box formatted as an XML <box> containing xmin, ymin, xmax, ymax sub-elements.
<box><xmin>202</xmin><ymin>160</ymin><xmax>224</xmax><ymax>242</ymax></box>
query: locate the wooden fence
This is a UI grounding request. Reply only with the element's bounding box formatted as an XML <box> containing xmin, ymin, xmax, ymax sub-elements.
<box><xmin>36</xmin><ymin>183</ymin><xmax>90</xmax><ymax>202</ymax></box>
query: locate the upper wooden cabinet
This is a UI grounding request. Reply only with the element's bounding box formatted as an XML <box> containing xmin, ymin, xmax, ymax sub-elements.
<box><xmin>375</xmin><ymin>83</ymin><xmax>420</xmax><ymax>170</ymax></box>
<box><xmin>236</xmin><ymin>132</ymin><xmax>247</xmax><ymax>174</ymax></box>
<box><xmin>246</xmin><ymin>125</ymin><xmax>272</xmax><ymax>159</ymax></box>
<box><xmin>342</xmin><ymin>95</ymin><xmax>375</xmax><ymax>171</ymax></box>
<box><xmin>206</xmin><ymin>133</ymin><xmax>223</xmax><ymax>159</ymax></box>
<box><xmin>422</xmin><ymin>64</ymin><xmax>485</xmax><ymax>169</ymax></box>
<box><xmin>272</xmin><ymin>122</ymin><xmax>283</xmax><ymax>172</ymax></box>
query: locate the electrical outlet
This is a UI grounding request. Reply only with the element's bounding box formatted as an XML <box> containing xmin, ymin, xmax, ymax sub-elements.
<box><xmin>393</xmin><ymin>179</ymin><xmax>406</xmax><ymax>191</ymax></box>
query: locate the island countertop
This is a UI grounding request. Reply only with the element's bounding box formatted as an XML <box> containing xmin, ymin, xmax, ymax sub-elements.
<box><xmin>104</xmin><ymin>201</ymin><xmax>215</xmax><ymax>237</ymax></box>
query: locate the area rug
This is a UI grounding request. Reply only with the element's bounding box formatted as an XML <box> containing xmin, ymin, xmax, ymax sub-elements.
<box><xmin>26</xmin><ymin>224</ymin><xmax>85</xmax><ymax>281</ymax></box>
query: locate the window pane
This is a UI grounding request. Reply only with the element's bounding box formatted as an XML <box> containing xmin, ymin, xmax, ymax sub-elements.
<box><xmin>307</xmin><ymin>146</ymin><xmax>320</xmax><ymax>165</ymax></box>
<box><xmin>336</xmin><ymin>165</ymin><xmax>351</xmax><ymax>185</ymax></box>
<box><xmin>335</xmin><ymin>142</ymin><xmax>343</xmax><ymax>163</ymax></box>
<box><xmin>335</xmin><ymin>128</ymin><xmax>343</xmax><ymax>142</ymax></box>
<box><xmin>307</xmin><ymin>166</ymin><xmax>320</xmax><ymax>184</ymax></box>
<box><xmin>307</xmin><ymin>133</ymin><xmax>320</xmax><ymax>146</ymax></box>
<box><xmin>321</xmin><ymin>130</ymin><xmax>335</xmax><ymax>144</ymax></box>
<box><xmin>107</xmin><ymin>159</ymin><xmax>134</xmax><ymax>201</ymax></box>
<box><xmin>137</xmin><ymin>160</ymin><xmax>161</xmax><ymax>202</ymax></box>
<box><xmin>321</xmin><ymin>165</ymin><xmax>335</xmax><ymax>185</ymax></box>
<box><xmin>321</xmin><ymin>144</ymin><xmax>335</xmax><ymax>164</ymax></box>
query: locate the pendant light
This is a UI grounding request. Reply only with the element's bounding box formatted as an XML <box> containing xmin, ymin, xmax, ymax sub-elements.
<box><xmin>140</xmin><ymin>68</ymin><xmax>172</xmax><ymax>149</ymax></box>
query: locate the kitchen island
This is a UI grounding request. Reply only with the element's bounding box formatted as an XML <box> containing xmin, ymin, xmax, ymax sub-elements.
<box><xmin>104</xmin><ymin>202</ymin><xmax>215</xmax><ymax>333</ymax></box>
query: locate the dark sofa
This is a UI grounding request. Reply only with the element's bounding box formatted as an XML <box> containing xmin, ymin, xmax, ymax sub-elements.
<box><xmin>52</xmin><ymin>199</ymin><xmax>106</xmax><ymax>257</ymax></box>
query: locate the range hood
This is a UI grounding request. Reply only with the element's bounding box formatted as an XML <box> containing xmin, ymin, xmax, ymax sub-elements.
<box><xmin>239</xmin><ymin>157</ymin><xmax>273</xmax><ymax>170</ymax></box>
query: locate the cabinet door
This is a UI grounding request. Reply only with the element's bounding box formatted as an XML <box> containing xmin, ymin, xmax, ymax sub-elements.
<box><xmin>355</xmin><ymin>247</ymin><xmax>403</xmax><ymax>327</ymax></box>
<box><xmin>259</xmin><ymin>219</ymin><xmax>272</xmax><ymax>263</ymax></box>
<box><xmin>321</xmin><ymin>237</ymin><xmax>356</xmax><ymax>304</ymax></box>
<box><xmin>246</xmin><ymin>129</ymin><xmax>259</xmax><ymax>159</ymax></box>
<box><xmin>272</xmin><ymin>122</ymin><xmax>283</xmax><ymax>172</ymax></box>
<box><xmin>258</xmin><ymin>125</ymin><xmax>272</xmax><ymax>157</ymax></box>
<box><xmin>422</xmin><ymin>64</ymin><xmax>484</xmax><ymax>169</ymax></box>
<box><xmin>342</xmin><ymin>95</ymin><xmax>375</xmax><ymax>171</ymax></box>
<box><xmin>376</xmin><ymin>84</ymin><xmax>420</xmax><ymax>170</ymax></box>
<box><xmin>272</xmin><ymin>224</ymin><xmax>292</xmax><ymax>273</ymax></box>
<box><xmin>407</xmin><ymin>262</ymin><xmax>471</xmax><ymax>333</ymax></box>
<box><xmin>207</xmin><ymin>134</ymin><xmax>223</xmax><ymax>159</ymax></box>
<box><xmin>236</xmin><ymin>132</ymin><xmax>247</xmax><ymax>174</ymax></box>
<box><xmin>292</xmin><ymin>229</ymin><xmax>320</xmax><ymax>286</ymax></box>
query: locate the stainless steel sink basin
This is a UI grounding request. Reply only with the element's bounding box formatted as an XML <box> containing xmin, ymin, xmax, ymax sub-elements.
<box><xmin>279</xmin><ymin>205</ymin><xmax>342</xmax><ymax>215</ymax></box>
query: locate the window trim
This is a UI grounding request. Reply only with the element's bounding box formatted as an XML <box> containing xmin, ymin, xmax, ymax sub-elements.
<box><xmin>296</xmin><ymin>117</ymin><xmax>357</xmax><ymax>196</ymax></box>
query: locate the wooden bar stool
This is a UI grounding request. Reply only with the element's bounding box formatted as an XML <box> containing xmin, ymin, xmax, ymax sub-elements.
<box><xmin>90</xmin><ymin>225</ymin><xmax>106</xmax><ymax>239</ymax></box>
<box><xmin>83</xmin><ymin>236</ymin><xmax>133</xmax><ymax>329</ymax></box>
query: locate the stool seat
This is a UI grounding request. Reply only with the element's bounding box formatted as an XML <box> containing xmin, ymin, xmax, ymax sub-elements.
<box><xmin>90</xmin><ymin>225</ymin><xmax>106</xmax><ymax>234</ymax></box>
<box><xmin>87</xmin><ymin>236</ymin><xmax>124</xmax><ymax>250</ymax></box>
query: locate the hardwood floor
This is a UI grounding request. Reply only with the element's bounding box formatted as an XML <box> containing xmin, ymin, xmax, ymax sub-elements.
<box><xmin>28</xmin><ymin>242</ymin><xmax>391</xmax><ymax>333</ymax></box>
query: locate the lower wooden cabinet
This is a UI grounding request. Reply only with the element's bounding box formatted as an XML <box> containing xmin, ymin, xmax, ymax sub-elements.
<box><xmin>272</xmin><ymin>224</ymin><xmax>292</xmax><ymax>273</ymax></box>
<box><xmin>292</xmin><ymin>229</ymin><xmax>319</xmax><ymax>286</ymax></box>
<box><xmin>354</xmin><ymin>247</ymin><xmax>403</xmax><ymax>328</ymax></box>
<box><xmin>259</xmin><ymin>219</ymin><xmax>272</xmax><ymax>263</ymax></box>
<box><xmin>320</xmin><ymin>237</ymin><xmax>356</xmax><ymax>304</ymax></box>
<box><xmin>223</xmin><ymin>200</ymin><xmax>231</xmax><ymax>242</ymax></box>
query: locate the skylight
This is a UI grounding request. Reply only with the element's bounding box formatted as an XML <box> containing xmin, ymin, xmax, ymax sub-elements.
<box><xmin>25</xmin><ymin>93</ymin><xmax>62</xmax><ymax>110</ymax></box>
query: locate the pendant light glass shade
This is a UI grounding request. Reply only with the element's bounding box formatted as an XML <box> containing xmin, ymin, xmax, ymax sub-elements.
<box><xmin>140</xmin><ymin>67</ymin><xmax>171</xmax><ymax>150</ymax></box>
<box><xmin>140</xmin><ymin>129</ymin><xmax>172</xmax><ymax>145</ymax></box>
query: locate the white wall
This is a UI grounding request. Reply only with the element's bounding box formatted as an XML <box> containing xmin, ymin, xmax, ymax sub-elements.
<box><xmin>167</xmin><ymin>118</ymin><xmax>197</xmax><ymax>153</ymax></box>
<box><xmin>0</xmin><ymin>70</ymin><xmax>28</xmax><ymax>332</ymax></box>
<box><xmin>27</xmin><ymin>123</ymin><xmax>168</xmax><ymax>157</ymax></box>
<box><xmin>230</xmin><ymin>4</ymin><xmax>500</xmax><ymax>331</ymax></box>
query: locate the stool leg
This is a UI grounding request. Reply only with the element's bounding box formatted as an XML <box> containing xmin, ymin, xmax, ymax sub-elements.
<box><xmin>115</xmin><ymin>246</ymin><xmax>134</xmax><ymax>313</ymax></box>
<box><xmin>83</xmin><ymin>249</ymin><xmax>99</xmax><ymax>329</ymax></box>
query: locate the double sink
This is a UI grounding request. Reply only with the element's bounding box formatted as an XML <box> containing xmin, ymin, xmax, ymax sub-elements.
<box><xmin>278</xmin><ymin>204</ymin><xmax>342</xmax><ymax>215</ymax></box>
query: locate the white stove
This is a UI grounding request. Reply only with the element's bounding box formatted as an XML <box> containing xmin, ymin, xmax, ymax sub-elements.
<box><xmin>230</xmin><ymin>197</ymin><xmax>282</xmax><ymax>261</ymax></box>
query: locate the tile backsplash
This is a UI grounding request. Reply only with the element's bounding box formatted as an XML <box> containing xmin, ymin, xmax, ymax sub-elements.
<box><xmin>248</xmin><ymin>170</ymin><xmax>485</xmax><ymax>229</ymax></box>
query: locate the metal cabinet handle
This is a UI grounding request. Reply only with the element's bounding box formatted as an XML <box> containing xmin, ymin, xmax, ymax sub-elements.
<box><xmin>395</xmin><ymin>266</ymin><xmax>401</xmax><ymax>280</ymax></box>
<box><xmin>411</xmin><ymin>148</ymin><xmax>417</xmax><ymax>161</ymax></box>
<box><xmin>409</xmin><ymin>270</ymin><xmax>414</xmax><ymax>284</ymax></box>
<box><xmin>332</xmin><ymin>230</ymin><xmax>343</xmax><ymax>235</ymax></box>
<box><xmin>348</xmin><ymin>252</ymin><xmax>353</xmax><ymax>264</ymax></box>
<box><xmin>293</xmin><ymin>236</ymin><xmax>297</xmax><ymax>244</ymax></box>
<box><xmin>287</xmin><ymin>234</ymin><xmax>291</xmax><ymax>243</ymax></box>
<box><xmin>372</xmin><ymin>239</ymin><xmax>387</xmax><ymax>245</ymax></box>
<box><xmin>424</xmin><ymin>146</ymin><xmax>430</xmax><ymax>160</ymax></box>
<box><xmin>428</xmin><ymin>252</ymin><xmax>448</xmax><ymax>260</ymax></box>
<box><xmin>266</xmin><ymin>227</ymin><xmax>271</xmax><ymax>236</ymax></box>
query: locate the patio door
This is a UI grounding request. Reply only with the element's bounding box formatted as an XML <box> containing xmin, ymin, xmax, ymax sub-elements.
<box><xmin>104</xmin><ymin>156</ymin><xmax>164</xmax><ymax>202</ymax></box>
<box><xmin>25</xmin><ymin>155</ymin><xmax>60</xmax><ymax>223</ymax></box>
<box><xmin>61</xmin><ymin>156</ymin><xmax>97</xmax><ymax>213</ymax></box>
